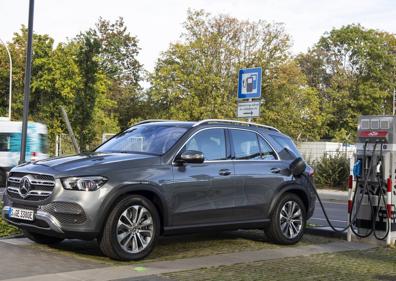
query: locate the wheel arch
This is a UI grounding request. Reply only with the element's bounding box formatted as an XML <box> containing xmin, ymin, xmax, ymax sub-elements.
<box><xmin>97</xmin><ymin>184</ymin><xmax>168</xmax><ymax>235</ymax></box>
<box><xmin>268</xmin><ymin>183</ymin><xmax>310</xmax><ymax>217</ymax></box>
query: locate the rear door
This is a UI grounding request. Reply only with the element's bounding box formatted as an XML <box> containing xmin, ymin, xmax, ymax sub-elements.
<box><xmin>230</xmin><ymin>129</ymin><xmax>288</xmax><ymax>221</ymax></box>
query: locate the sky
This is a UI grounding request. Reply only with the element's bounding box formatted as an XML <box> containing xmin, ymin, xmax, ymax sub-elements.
<box><xmin>0</xmin><ymin>0</ymin><xmax>395</xmax><ymax>72</ymax></box>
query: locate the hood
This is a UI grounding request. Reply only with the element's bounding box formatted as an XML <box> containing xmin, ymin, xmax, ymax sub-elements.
<box><xmin>31</xmin><ymin>152</ymin><xmax>160</xmax><ymax>173</ymax></box>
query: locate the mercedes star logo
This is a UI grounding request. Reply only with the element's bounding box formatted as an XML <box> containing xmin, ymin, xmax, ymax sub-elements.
<box><xmin>19</xmin><ymin>176</ymin><xmax>32</xmax><ymax>198</ymax></box>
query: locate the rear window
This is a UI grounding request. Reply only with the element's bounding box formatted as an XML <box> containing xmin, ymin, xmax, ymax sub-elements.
<box><xmin>269</xmin><ymin>134</ymin><xmax>301</xmax><ymax>160</ymax></box>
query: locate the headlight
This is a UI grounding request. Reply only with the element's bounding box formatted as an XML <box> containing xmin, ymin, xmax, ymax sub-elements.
<box><xmin>62</xmin><ymin>176</ymin><xmax>107</xmax><ymax>191</ymax></box>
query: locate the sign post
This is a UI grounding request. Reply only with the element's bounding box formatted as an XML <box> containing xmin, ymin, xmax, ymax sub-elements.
<box><xmin>237</xmin><ymin>67</ymin><xmax>262</xmax><ymax>122</ymax></box>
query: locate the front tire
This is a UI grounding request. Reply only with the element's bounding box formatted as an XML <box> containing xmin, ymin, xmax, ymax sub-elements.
<box><xmin>265</xmin><ymin>193</ymin><xmax>306</xmax><ymax>245</ymax></box>
<box><xmin>98</xmin><ymin>195</ymin><xmax>160</xmax><ymax>261</ymax></box>
<box><xmin>24</xmin><ymin>230</ymin><xmax>64</xmax><ymax>244</ymax></box>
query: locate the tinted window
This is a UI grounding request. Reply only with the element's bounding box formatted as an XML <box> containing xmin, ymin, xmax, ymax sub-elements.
<box><xmin>258</xmin><ymin>136</ymin><xmax>277</xmax><ymax>160</ymax></box>
<box><xmin>185</xmin><ymin>129</ymin><xmax>226</xmax><ymax>161</ymax></box>
<box><xmin>96</xmin><ymin>125</ymin><xmax>188</xmax><ymax>155</ymax></box>
<box><xmin>231</xmin><ymin>130</ymin><xmax>261</xmax><ymax>160</ymax></box>
<box><xmin>270</xmin><ymin>134</ymin><xmax>301</xmax><ymax>159</ymax></box>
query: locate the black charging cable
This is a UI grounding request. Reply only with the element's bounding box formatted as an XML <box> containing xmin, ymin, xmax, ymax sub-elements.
<box><xmin>372</xmin><ymin>142</ymin><xmax>390</xmax><ymax>240</ymax></box>
<box><xmin>302</xmin><ymin>141</ymin><xmax>381</xmax><ymax>235</ymax></box>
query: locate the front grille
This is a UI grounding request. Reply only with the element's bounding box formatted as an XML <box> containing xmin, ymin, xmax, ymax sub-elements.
<box><xmin>7</xmin><ymin>172</ymin><xmax>55</xmax><ymax>202</ymax></box>
<box><xmin>40</xmin><ymin>202</ymin><xmax>87</xmax><ymax>224</ymax></box>
<box><xmin>9</xmin><ymin>173</ymin><xmax>54</xmax><ymax>181</ymax></box>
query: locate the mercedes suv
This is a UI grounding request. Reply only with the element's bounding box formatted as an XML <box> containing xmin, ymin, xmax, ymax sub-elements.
<box><xmin>2</xmin><ymin>119</ymin><xmax>315</xmax><ymax>260</ymax></box>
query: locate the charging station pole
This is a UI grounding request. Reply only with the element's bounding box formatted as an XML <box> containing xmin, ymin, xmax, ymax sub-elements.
<box><xmin>19</xmin><ymin>0</ymin><xmax>35</xmax><ymax>164</ymax></box>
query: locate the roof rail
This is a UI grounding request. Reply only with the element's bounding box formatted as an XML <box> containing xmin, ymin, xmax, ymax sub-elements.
<box><xmin>193</xmin><ymin>119</ymin><xmax>280</xmax><ymax>132</ymax></box>
<box><xmin>134</xmin><ymin>119</ymin><xmax>175</xmax><ymax>125</ymax></box>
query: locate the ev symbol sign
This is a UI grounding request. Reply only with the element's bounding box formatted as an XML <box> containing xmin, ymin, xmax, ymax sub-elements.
<box><xmin>238</xmin><ymin>67</ymin><xmax>262</xmax><ymax>99</ymax></box>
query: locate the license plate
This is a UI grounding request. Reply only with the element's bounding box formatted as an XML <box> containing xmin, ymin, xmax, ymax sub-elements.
<box><xmin>8</xmin><ymin>207</ymin><xmax>35</xmax><ymax>221</ymax></box>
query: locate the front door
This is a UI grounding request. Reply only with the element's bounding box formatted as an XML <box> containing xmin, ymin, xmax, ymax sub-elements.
<box><xmin>170</xmin><ymin>128</ymin><xmax>237</xmax><ymax>226</ymax></box>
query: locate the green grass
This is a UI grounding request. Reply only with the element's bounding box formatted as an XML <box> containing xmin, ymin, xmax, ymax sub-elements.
<box><xmin>28</xmin><ymin>230</ymin><xmax>336</xmax><ymax>265</ymax></box>
<box><xmin>0</xmin><ymin>203</ymin><xmax>21</xmax><ymax>237</ymax></box>
<box><xmin>165</xmin><ymin>247</ymin><xmax>396</xmax><ymax>281</ymax></box>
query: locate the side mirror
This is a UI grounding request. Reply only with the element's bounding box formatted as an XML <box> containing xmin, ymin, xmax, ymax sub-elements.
<box><xmin>176</xmin><ymin>150</ymin><xmax>205</xmax><ymax>164</ymax></box>
<box><xmin>289</xmin><ymin>157</ymin><xmax>306</xmax><ymax>177</ymax></box>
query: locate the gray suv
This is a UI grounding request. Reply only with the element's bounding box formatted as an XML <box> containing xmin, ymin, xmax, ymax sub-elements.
<box><xmin>2</xmin><ymin>119</ymin><xmax>315</xmax><ymax>260</ymax></box>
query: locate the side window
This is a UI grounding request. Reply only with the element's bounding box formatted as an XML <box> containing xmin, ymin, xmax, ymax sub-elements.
<box><xmin>258</xmin><ymin>136</ymin><xmax>277</xmax><ymax>160</ymax></box>
<box><xmin>269</xmin><ymin>134</ymin><xmax>301</xmax><ymax>160</ymax></box>
<box><xmin>231</xmin><ymin>130</ymin><xmax>261</xmax><ymax>160</ymax></box>
<box><xmin>184</xmin><ymin>129</ymin><xmax>226</xmax><ymax>161</ymax></box>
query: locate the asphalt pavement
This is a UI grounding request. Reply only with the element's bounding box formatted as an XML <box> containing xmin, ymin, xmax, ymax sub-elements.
<box><xmin>309</xmin><ymin>200</ymin><xmax>348</xmax><ymax>229</ymax></box>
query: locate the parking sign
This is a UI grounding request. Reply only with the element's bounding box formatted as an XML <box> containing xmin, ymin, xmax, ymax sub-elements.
<box><xmin>237</xmin><ymin>67</ymin><xmax>262</xmax><ymax>100</ymax></box>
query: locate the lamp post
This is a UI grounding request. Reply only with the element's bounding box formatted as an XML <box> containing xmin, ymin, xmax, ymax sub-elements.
<box><xmin>19</xmin><ymin>0</ymin><xmax>35</xmax><ymax>164</ymax></box>
<box><xmin>0</xmin><ymin>38</ymin><xmax>12</xmax><ymax>120</ymax></box>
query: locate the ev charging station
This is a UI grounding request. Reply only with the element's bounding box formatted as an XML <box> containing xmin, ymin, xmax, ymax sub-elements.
<box><xmin>347</xmin><ymin>115</ymin><xmax>396</xmax><ymax>245</ymax></box>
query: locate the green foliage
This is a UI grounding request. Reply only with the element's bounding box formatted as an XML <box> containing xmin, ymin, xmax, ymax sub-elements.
<box><xmin>297</xmin><ymin>24</ymin><xmax>396</xmax><ymax>140</ymax></box>
<box><xmin>313</xmin><ymin>153</ymin><xmax>350</xmax><ymax>190</ymax></box>
<box><xmin>149</xmin><ymin>10</ymin><xmax>323</xmax><ymax>140</ymax></box>
<box><xmin>1</xmin><ymin>12</ymin><xmax>396</xmax><ymax>153</ymax></box>
<box><xmin>0</xmin><ymin>203</ymin><xmax>21</xmax><ymax>237</ymax></box>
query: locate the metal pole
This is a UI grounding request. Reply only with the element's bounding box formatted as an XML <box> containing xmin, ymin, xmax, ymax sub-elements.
<box><xmin>55</xmin><ymin>135</ymin><xmax>59</xmax><ymax>157</ymax></box>
<box><xmin>394</xmin><ymin>89</ymin><xmax>396</xmax><ymax>116</ymax></box>
<box><xmin>60</xmin><ymin>106</ymin><xmax>80</xmax><ymax>154</ymax></box>
<box><xmin>247</xmin><ymin>98</ymin><xmax>252</xmax><ymax>123</ymax></box>
<box><xmin>0</xmin><ymin>39</ymin><xmax>12</xmax><ymax>120</ymax></box>
<box><xmin>19</xmin><ymin>0</ymin><xmax>35</xmax><ymax>164</ymax></box>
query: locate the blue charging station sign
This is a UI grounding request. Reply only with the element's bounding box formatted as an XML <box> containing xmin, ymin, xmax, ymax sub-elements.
<box><xmin>237</xmin><ymin>67</ymin><xmax>262</xmax><ymax>100</ymax></box>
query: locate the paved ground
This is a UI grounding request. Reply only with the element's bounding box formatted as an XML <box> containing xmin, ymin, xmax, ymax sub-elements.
<box><xmin>0</xmin><ymin>239</ymin><xmax>108</xmax><ymax>280</ymax></box>
<box><xmin>165</xmin><ymin>246</ymin><xmax>396</xmax><ymax>281</ymax></box>
<box><xmin>0</xmin><ymin>239</ymin><xmax>374</xmax><ymax>281</ymax></box>
<box><xmin>309</xmin><ymin>200</ymin><xmax>348</xmax><ymax>229</ymax></box>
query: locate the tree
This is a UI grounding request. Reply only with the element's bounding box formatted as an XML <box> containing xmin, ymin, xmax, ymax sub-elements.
<box><xmin>73</xmin><ymin>31</ymin><xmax>105</xmax><ymax>151</ymax></box>
<box><xmin>297</xmin><ymin>25</ymin><xmax>396</xmax><ymax>140</ymax></box>
<box><xmin>149</xmin><ymin>9</ymin><xmax>322</xmax><ymax>140</ymax></box>
<box><xmin>95</xmin><ymin>17</ymin><xmax>143</xmax><ymax>129</ymax></box>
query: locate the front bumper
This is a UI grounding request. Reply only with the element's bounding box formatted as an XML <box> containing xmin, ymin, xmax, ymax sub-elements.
<box><xmin>2</xmin><ymin>205</ymin><xmax>63</xmax><ymax>233</ymax></box>
<box><xmin>2</xmin><ymin>173</ymin><xmax>112</xmax><ymax>239</ymax></box>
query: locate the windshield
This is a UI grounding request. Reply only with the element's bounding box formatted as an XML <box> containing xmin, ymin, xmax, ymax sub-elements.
<box><xmin>96</xmin><ymin>124</ymin><xmax>189</xmax><ymax>155</ymax></box>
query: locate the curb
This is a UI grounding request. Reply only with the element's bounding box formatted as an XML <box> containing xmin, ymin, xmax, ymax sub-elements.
<box><xmin>317</xmin><ymin>189</ymin><xmax>348</xmax><ymax>202</ymax></box>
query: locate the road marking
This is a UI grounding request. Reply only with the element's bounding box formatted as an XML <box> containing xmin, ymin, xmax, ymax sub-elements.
<box><xmin>316</xmin><ymin>201</ymin><xmax>347</xmax><ymax>205</ymax></box>
<box><xmin>310</xmin><ymin>217</ymin><xmax>347</xmax><ymax>223</ymax></box>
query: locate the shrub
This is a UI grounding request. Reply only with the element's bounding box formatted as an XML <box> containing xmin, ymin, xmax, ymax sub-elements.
<box><xmin>0</xmin><ymin>203</ymin><xmax>21</xmax><ymax>237</ymax></box>
<box><xmin>312</xmin><ymin>152</ymin><xmax>350</xmax><ymax>190</ymax></box>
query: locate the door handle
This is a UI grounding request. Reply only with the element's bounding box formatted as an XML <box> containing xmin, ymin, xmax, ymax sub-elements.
<box><xmin>219</xmin><ymin>169</ymin><xmax>231</xmax><ymax>176</ymax></box>
<box><xmin>271</xmin><ymin>167</ymin><xmax>281</xmax><ymax>174</ymax></box>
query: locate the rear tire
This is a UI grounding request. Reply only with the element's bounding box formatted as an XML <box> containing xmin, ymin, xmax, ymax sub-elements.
<box><xmin>24</xmin><ymin>230</ymin><xmax>64</xmax><ymax>244</ymax></box>
<box><xmin>265</xmin><ymin>193</ymin><xmax>306</xmax><ymax>245</ymax></box>
<box><xmin>98</xmin><ymin>195</ymin><xmax>160</xmax><ymax>261</ymax></box>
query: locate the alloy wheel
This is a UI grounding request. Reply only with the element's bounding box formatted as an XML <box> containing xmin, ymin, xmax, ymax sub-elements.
<box><xmin>116</xmin><ymin>205</ymin><xmax>154</xmax><ymax>254</ymax></box>
<box><xmin>279</xmin><ymin>200</ymin><xmax>303</xmax><ymax>239</ymax></box>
